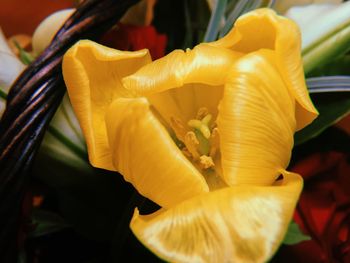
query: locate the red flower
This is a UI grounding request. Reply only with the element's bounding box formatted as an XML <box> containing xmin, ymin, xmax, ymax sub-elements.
<box><xmin>276</xmin><ymin>151</ymin><xmax>350</xmax><ymax>262</ymax></box>
<box><xmin>100</xmin><ymin>23</ymin><xmax>167</xmax><ymax>60</ymax></box>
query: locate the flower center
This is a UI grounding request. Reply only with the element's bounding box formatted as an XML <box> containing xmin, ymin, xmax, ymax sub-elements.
<box><xmin>170</xmin><ymin>107</ymin><xmax>219</xmax><ymax>171</ymax></box>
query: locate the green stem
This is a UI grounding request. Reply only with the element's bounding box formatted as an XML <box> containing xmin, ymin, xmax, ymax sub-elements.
<box><xmin>204</xmin><ymin>0</ymin><xmax>227</xmax><ymax>42</ymax></box>
<box><xmin>0</xmin><ymin>88</ymin><xmax>7</xmax><ymax>100</ymax></box>
<box><xmin>61</xmin><ymin>100</ymin><xmax>86</xmax><ymax>147</ymax></box>
<box><xmin>47</xmin><ymin>125</ymin><xmax>87</xmax><ymax>162</ymax></box>
<box><xmin>303</xmin><ymin>22</ymin><xmax>350</xmax><ymax>75</ymax></box>
<box><xmin>1</xmin><ymin>88</ymin><xmax>87</xmax><ymax>162</ymax></box>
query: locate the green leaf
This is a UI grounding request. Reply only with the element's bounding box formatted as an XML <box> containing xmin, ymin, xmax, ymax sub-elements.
<box><xmin>29</xmin><ymin>209</ymin><xmax>70</xmax><ymax>238</ymax></box>
<box><xmin>303</xmin><ymin>25</ymin><xmax>350</xmax><ymax>75</ymax></box>
<box><xmin>283</xmin><ymin>221</ymin><xmax>311</xmax><ymax>245</ymax></box>
<box><xmin>47</xmin><ymin>125</ymin><xmax>87</xmax><ymax>161</ymax></box>
<box><xmin>17</xmin><ymin>248</ymin><xmax>26</xmax><ymax>263</ymax></box>
<box><xmin>12</xmin><ymin>39</ymin><xmax>34</xmax><ymax>65</ymax></box>
<box><xmin>0</xmin><ymin>87</ymin><xmax>7</xmax><ymax>100</ymax></box>
<box><xmin>179</xmin><ymin>0</ymin><xmax>211</xmax><ymax>49</ymax></box>
<box><xmin>204</xmin><ymin>0</ymin><xmax>227</xmax><ymax>42</ymax></box>
<box><xmin>308</xmin><ymin>55</ymin><xmax>350</xmax><ymax>77</ymax></box>
<box><xmin>307</xmin><ymin>76</ymin><xmax>350</xmax><ymax>93</ymax></box>
<box><xmin>300</xmin><ymin>3</ymin><xmax>350</xmax><ymax>75</ymax></box>
<box><xmin>295</xmin><ymin>89</ymin><xmax>350</xmax><ymax>145</ymax></box>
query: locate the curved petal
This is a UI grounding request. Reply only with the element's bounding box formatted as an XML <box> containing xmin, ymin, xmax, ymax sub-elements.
<box><xmin>122</xmin><ymin>44</ymin><xmax>242</xmax><ymax>124</ymax></box>
<box><xmin>217</xmin><ymin>49</ymin><xmax>296</xmax><ymax>186</ymax></box>
<box><xmin>105</xmin><ymin>97</ymin><xmax>209</xmax><ymax>208</ymax></box>
<box><xmin>62</xmin><ymin>40</ymin><xmax>152</xmax><ymax>170</ymax></box>
<box><xmin>131</xmin><ymin>171</ymin><xmax>303</xmax><ymax>263</ymax></box>
<box><xmin>32</xmin><ymin>9</ymin><xmax>75</xmax><ymax>55</ymax></box>
<box><xmin>123</xmin><ymin>44</ymin><xmax>242</xmax><ymax>95</ymax></box>
<box><xmin>209</xmin><ymin>8</ymin><xmax>318</xmax><ymax>130</ymax></box>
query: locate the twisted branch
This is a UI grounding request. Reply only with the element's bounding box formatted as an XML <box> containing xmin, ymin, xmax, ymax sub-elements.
<box><xmin>0</xmin><ymin>0</ymin><xmax>138</xmax><ymax>261</ymax></box>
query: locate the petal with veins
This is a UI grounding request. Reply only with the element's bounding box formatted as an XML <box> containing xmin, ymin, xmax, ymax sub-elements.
<box><xmin>210</xmin><ymin>8</ymin><xmax>318</xmax><ymax>130</ymax></box>
<box><xmin>105</xmin><ymin>97</ymin><xmax>209</xmax><ymax>208</ymax></box>
<box><xmin>123</xmin><ymin>44</ymin><xmax>242</xmax><ymax>95</ymax></box>
<box><xmin>131</xmin><ymin>171</ymin><xmax>302</xmax><ymax>263</ymax></box>
<box><xmin>218</xmin><ymin>49</ymin><xmax>295</xmax><ymax>186</ymax></box>
<box><xmin>62</xmin><ymin>40</ymin><xmax>152</xmax><ymax>170</ymax></box>
<box><xmin>123</xmin><ymin>44</ymin><xmax>242</xmax><ymax>124</ymax></box>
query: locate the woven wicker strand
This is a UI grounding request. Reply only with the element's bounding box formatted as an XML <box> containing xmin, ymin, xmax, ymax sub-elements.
<box><xmin>0</xmin><ymin>0</ymin><xmax>138</xmax><ymax>261</ymax></box>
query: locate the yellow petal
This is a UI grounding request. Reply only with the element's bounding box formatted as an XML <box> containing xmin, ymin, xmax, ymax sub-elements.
<box><xmin>62</xmin><ymin>40</ymin><xmax>151</xmax><ymax>170</ymax></box>
<box><xmin>131</xmin><ymin>171</ymin><xmax>303</xmax><ymax>263</ymax></box>
<box><xmin>123</xmin><ymin>44</ymin><xmax>242</xmax><ymax>95</ymax></box>
<box><xmin>105</xmin><ymin>97</ymin><xmax>209</xmax><ymax>208</ymax></box>
<box><xmin>210</xmin><ymin>8</ymin><xmax>318</xmax><ymax>130</ymax></box>
<box><xmin>217</xmin><ymin>49</ymin><xmax>296</xmax><ymax>186</ymax></box>
<box><xmin>123</xmin><ymin>44</ymin><xmax>242</xmax><ymax>124</ymax></box>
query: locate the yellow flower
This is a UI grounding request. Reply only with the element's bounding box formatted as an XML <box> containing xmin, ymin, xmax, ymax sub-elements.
<box><xmin>62</xmin><ymin>8</ymin><xmax>318</xmax><ymax>263</ymax></box>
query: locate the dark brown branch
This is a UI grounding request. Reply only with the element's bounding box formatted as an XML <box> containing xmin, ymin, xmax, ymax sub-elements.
<box><xmin>0</xmin><ymin>0</ymin><xmax>139</xmax><ymax>261</ymax></box>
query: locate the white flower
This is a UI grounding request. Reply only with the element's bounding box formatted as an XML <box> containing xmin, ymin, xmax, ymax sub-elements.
<box><xmin>285</xmin><ymin>1</ymin><xmax>350</xmax><ymax>51</ymax></box>
<box><xmin>274</xmin><ymin>0</ymin><xmax>341</xmax><ymax>14</ymax></box>
<box><xmin>32</xmin><ymin>8</ymin><xmax>75</xmax><ymax>56</ymax></box>
<box><xmin>0</xmin><ymin>28</ymin><xmax>25</xmax><ymax>90</ymax></box>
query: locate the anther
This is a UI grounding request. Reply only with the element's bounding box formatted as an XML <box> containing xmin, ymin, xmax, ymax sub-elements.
<box><xmin>210</xmin><ymin>127</ymin><xmax>220</xmax><ymax>158</ymax></box>
<box><xmin>184</xmin><ymin>132</ymin><xmax>200</xmax><ymax>160</ymax></box>
<box><xmin>199</xmin><ymin>155</ymin><xmax>215</xmax><ymax>170</ymax></box>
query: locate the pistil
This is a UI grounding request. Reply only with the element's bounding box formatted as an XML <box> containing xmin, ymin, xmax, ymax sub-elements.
<box><xmin>188</xmin><ymin>114</ymin><xmax>212</xmax><ymax>139</ymax></box>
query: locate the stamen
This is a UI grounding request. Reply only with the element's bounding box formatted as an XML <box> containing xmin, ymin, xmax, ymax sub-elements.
<box><xmin>170</xmin><ymin>117</ymin><xmax>187</xmax><ymax>142</ymax></box>
<box><xmin>169</xmin><ymin>108</ymin><xmax>220</xmax><ymax>173</ymax></box>
<box><xmin>209</xmin><ymin>127</ymin><xmax>220</xmax><ymax>158</ymax></box>
<box><xmin>184</xmin><ymin>131</ymin><xmax>200</xmax><ymax>160</ymax></box>
<box><xmin>199</xmin><ymin>155</ymin><xmax>215</xmax><ymax>170</ymax></box>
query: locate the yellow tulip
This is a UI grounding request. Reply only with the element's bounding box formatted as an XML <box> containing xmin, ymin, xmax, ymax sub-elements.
<box><xmin>62</xmin><ymin>8</ymin><xmax>318</xmax><ymax>263</ymax></box>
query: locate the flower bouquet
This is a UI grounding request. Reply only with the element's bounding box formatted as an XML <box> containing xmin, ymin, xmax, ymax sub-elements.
<box><xmin>0</xmin><ymin>0</ymin><xmax>349</xmax><ymax>262</ymax></box>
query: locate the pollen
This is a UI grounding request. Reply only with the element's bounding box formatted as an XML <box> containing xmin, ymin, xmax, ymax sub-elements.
<box><xmin>199</xmin><ymin>155</ymin><xmax>215</xmax><ymax>169</ymax></box>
